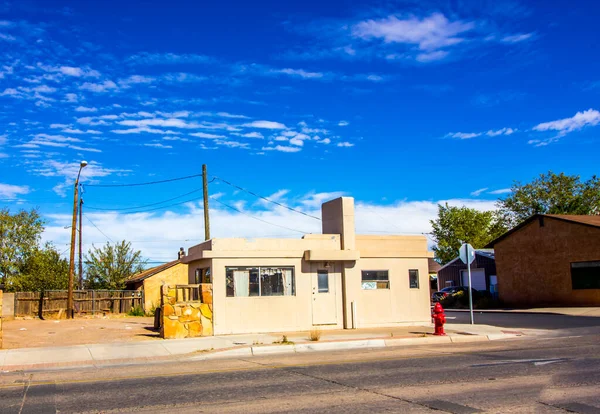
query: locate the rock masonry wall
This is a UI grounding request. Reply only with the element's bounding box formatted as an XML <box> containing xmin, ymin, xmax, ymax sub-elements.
<box><xmin>161</xmin><ymin>284</ymin><xmax>213</xmax><ymax>339</ymax></box>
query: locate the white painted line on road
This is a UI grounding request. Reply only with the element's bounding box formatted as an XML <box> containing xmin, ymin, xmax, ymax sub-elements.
<box><xmin>471</xmin><ymin>358</ymin><xmax>569</xmax><ymax>367</ymax></box>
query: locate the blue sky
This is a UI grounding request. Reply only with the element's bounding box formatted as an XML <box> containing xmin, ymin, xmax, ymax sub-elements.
<box><xmin>1</xmin><ymin>0</ymin><xmax>599</xmax><ymax>262</ymax></box>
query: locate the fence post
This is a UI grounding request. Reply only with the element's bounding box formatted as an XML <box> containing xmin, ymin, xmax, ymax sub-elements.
<box><xmin>92</xmin><ymin>290</ymin><xmax>95</xmax><ymax>316</ymax></box>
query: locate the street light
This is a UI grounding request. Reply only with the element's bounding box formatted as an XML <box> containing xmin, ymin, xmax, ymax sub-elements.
<box><xmin>67</xmin><ymin>161</ymin><xmax>87</xmax><ymax>319</ymax></box>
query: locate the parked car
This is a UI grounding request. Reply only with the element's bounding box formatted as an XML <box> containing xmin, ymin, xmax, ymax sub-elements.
<box><xmin>431</xmin><ymin>286</ymin><xmax>482</xmax><ymax>303</ymax></box>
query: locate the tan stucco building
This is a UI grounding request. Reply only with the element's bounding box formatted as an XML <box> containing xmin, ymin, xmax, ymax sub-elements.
<box><xmin>182</xmin><ymin>197</ymin><xmax>433</xmax><ymax>335</ymax></box>
<box><xmin>126</xmin><ymin>260</ymin><xmax>188</xmax><ymax>311</ymax></box>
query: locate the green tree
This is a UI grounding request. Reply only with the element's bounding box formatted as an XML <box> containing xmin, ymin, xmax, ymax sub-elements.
<box><xmin>497</xmin><ymin>171</ymin><xmax>600</xmax><ymax>228</ymax></box>
<box><xmin>0</xmin><ymin>208</ymin><xmax>44</xmax><ymax>287</ymax></box>
<box><xmin>11</xmin><ymin>243</ymin><xmax>69</xmax><ymax>292</ymax></box>
<box><xmin>430</xmin><ymin>204</ymin><xmax>506</xmax><ymax>265</ymax></box>
<box><xmin>85</xmin><ymin>241</ymin><xmax>146</xmax><ymax>290</ymax></box>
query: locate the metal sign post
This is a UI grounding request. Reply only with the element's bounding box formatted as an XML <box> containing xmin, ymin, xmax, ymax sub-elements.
<box><xmin>459</xmin><ymin>243</ymin><xmax>476</xmax><ymax>325</ymax></box>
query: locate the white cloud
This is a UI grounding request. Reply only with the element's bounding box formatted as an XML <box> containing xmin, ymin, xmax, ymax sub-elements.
<box><xmin>337</xmin><ymin>141</ymin><xmax>354</xmax><ymax>147</ymax></box>
<box><xmin>118</xmin><ymin>75</ymin><xmax>155</xmax><ymax>87</ymax></box>
<box><xmin>65</xmin><ymin>93</ymin><xmax>78</xmax><ymax>102</ymax></box>
<box><xmin>352</xmin><ymin>13</ymin><xmax>474</xmax><ymax>52</ymax></box>
<box><xmin>276</xmin><ymin>68</ymin><xmax>324</xmax><ymax>79</ymax></box>
<box><xmin>80</xmin><ymin>80</ymin><xmax>119</xmax><ymax>93</ymax></box>
<box><xmin>216</xmin><ymin>112</ymin><xmax>250</xmax><ymax>119</ymax></box>
<box><xmin>289</xmin><ymin>137</ymin><xmax>304</xmax><ymax>146</ymax></box>
<box><xmin>316</xmin><ymin>138</ymin><xmax>331</xmax><ymax>144</ymax></box>
<box><xmin>416</xmin><ymin>50</ymin><xmax>449</xmax><ymax>62</ymax></box>
<box><xmin>75</xmin><ymin>106</ymin><xmax>97</xmax><ymax>112</ymax></box>
<box><xmin>446</xmin><ymin>132</ymin><xmax>481</xmax><ymax>139</ymax></box>
<box><xmin>0</xmin><ymin>33</ymin><xmax>17</xmax><ymax>42</ymax></box>
<box><xmin>243</xmin><ymin>120</ymin><xmax>287</xmax><ymax>129</ymax></box>
<box><xmin>533</xmin><ymin>108</ymin><xmax>600</xmax><ymax>137</ymax></box>
<box><xmin>501</xmin><ymin>33</ymin><xmax>534</xmax><ymax>43</ymax></box>
<box><xmin>237</xmin><ymin>132</ymin><xmax>264</xmax><ymax>139</ymax></box>
<box><xmin>190</xmin><ymin>132</ymin><xmax>225</xmax><ymax>139</ymax></box>
<box><xmin>488</xmin><ymin>188</ymin><xmax>512</xmax><ymax>195</ymax></box>
<box><xmin>144</xmin><ymin>143</ymin><xmax>173</xmax><ymax>149</ymax></box>
<box><xmin>0</xmin><ymin>183</ymin><xmax>30</xmax><ymax>198</ymax></box>
<box><xmin>41</xmin><ymin>195</ymin><xmax>500</xmax><ymax>260</ymax></box>
<box><xmin>214</xmin><ymin>140</ymin><xmax>250</xmax><ymax>149</ymax></box>
<box><xmin>128</xmin><ymin>52</ymin><xmax>212</xmax><ymax>65</ymax></box>
<box><xmin>486</xmin><ymin>127</ymin><xmax>516</xmax><ymax>136</ymax></box>
<box><xmin>338</xmin><ymin>120</ymin><xmax>349</xmax><ymax>127</ymax></box>
<box><xmin>470</xmin><ymin>187</ymin><xmax>488</xmax><ymax>197</ymax></box>
<box><xmin>262</xmin><ymin>145</ymin><xmax>302</xmax><ymax>153</ymax></box>
<box><xmin>111</xmin><ymin>127</ymin><xmax>171</xmax><ymax>135</ymax></box>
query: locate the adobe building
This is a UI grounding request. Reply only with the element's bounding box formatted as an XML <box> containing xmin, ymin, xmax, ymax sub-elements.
<box><xmin>181</xmin><ymin>197</ymin><xmax>433</xmax><ymax>335</ymax></box>
<box><xmin>126</xmin><ymin>256</ymin><xmax>188</xmax><ymax>312</ymax></box>
<box><xmin>487</xmin><ymin>214</ymin><xmax>600</xmax><ymax>307</ymax></box>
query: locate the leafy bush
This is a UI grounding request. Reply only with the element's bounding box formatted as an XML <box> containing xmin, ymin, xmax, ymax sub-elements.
<box><xmin>127</xmin><ymin>305</ymin><xmax>145</xmax><ymax>317</ymax></box>
<box><xmin>146</xmin><ymin>302</ymin><xmax>158</xmax><ymax>317</ymax></box>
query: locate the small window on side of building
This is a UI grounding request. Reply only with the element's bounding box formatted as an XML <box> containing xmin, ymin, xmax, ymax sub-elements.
<box><xmin>409</xmin><ymin>269</ymin><xmax>419</xmax><ymax>289</ymax></box>
<box><xmin>571</xmin><ymin>261</ymin><xmax>600</xmax><ymax>289</ymax></box>
<box><xmin>361</xmin><ymin>270</ymin><xmax>389</xmax><ymax>290</ymax></box>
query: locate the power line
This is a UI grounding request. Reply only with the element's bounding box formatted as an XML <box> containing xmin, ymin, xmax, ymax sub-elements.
<box><xmin>210</xmin><ymin>196</ymin><xmax>310</xmax><ymax>234</ymax></box>
<box><xmin>86</xmin><ymin>172</ymin><xmax>204</xmax><ymax>188</ymax></box>
<box><xmin>85</xmin><ymin>188</ymin><xmax>203</xmax><ymax>211</ymax></box>
<box><xmin>83</xmin><ymin>214</ymin><xmax>115</xmax><ymax>244</ymax></box>
<box><xmin>212</xmin><ymin>176</ymin><xmax>321</xmax><ymax>221</ymax></box>
<box><xmin>119</xmin><ymin>196</ymin><xmax>204</xmax><ymax>214</ymax></box>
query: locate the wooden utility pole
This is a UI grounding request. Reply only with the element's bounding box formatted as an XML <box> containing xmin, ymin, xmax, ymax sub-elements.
<box><xmin>202</xmin><ymin>164</ymin><xmax>210</xmax><ymax>240</ymax></box>
<box><xmin>68</xmin><ymin>161</ymin><xmax>87</xmax><ymax>319</ymax></box>
<box><xmin>78</xmin><ymin>194</ymin><xmax>83</xmax><ymax>290</ymax></box>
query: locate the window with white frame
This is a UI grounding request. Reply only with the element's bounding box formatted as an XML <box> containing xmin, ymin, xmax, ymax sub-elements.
<box><xmin>361</xmin><ymin>270</ymin><xmax>389</xmax><ymax>290</ymax></box>
<box><xmin>226</xmin><ymin>267</ymin><xmax>295</xmax><ymax>297</ymax></box>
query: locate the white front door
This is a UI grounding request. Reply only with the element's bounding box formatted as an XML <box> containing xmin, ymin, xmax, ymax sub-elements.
<box><xmin>311</xmin><ymin>267</ymin><xmax>337</xmax><ymax>325</ymax></box>
<box><xmin>461</xmin><ymin>269</ymin><xmax>486</xmax><ymax>291</ymax></box>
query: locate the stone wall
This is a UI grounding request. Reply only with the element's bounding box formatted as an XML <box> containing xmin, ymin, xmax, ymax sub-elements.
<box><xmin>161</xmin><ymin>284</ymin><xmax>213</xmax><ymax>339</ymax></box>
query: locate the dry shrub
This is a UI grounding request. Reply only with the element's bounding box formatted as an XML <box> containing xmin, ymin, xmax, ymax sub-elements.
<box><xmin>309</xmin><ymin>329</ymin><xmax>322</xmax><ymax>341</ymax></box>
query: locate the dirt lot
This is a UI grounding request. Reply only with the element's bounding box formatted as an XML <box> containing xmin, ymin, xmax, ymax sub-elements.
<box><xmin>1</xmin><ymin>316</ymin><xmax>158</xmax><ymax>349</ymax></box>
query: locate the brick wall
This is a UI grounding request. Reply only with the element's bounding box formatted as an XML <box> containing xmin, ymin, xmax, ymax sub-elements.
<box><xmin>495</xmin><ymin>217</ymin><xmax>600</xmax><ymax>307</ymax></box>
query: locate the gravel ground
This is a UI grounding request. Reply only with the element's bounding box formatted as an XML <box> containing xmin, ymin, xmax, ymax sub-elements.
<box><xmin>1</xmin><ymin>316</ymin><xmax>157</xmax><ymax>349</ymax></box>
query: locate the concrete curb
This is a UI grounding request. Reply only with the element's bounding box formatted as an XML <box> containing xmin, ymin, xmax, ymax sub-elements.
<box><xmin>199</xmin><ymin>333</ymin><xmax>517</xmax><ymax>360</ymax></box>
<box><xmin>0</xmin><ymin>332</ymin><xmax>522</xmax><ymax>371</ymax></box>
<box><xmin>445</xmin><ymin>309</ymin><xmax>600</xmax><ymax>317</ymax></box>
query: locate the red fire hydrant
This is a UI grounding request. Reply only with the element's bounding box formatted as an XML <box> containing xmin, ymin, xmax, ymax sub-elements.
<box><xmin>432</xmin><ymin>302</ymin><xmax>446</xmax><ymax>336</ymax></box>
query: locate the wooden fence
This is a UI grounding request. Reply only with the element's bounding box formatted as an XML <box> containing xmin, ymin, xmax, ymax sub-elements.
<box><xmin>14</xmin><ymin>290</ymin><xmax>144</xmax><ymax>317</ymax></box>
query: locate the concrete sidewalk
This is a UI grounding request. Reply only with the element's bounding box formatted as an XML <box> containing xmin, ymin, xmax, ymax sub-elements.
<box><xmin>445</xmin><ymin>307</ymin><xmax>600</xmax><ymax>317</ymax></box>
<box><xmin>0</xmin><ymin>323</ymin><xmax>538</xmax><ymax>372</ymax></box>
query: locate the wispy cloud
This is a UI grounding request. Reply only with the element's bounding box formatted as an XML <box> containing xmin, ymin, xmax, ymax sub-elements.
<box><xmin>262</xmin><ymin>145</ymin><xmax>301</xmax><ymax>153</ymax></box>
<box><xmin>337</xmin><ymin>141</ymin><xmax>354</xmax><ymax>147</ymax></box>
<box><xmin>470</xmin><ymin>187</ymin><xmax>488</xmax><ymax>197</ymax></box>
<box><xmin>338</xmin><ymin>120</ymin><xmax>349</xmax><ymax>127</ymax></box>
<box><xmin>243</xmin><ymin>120</ymin><xmax>287</xmax><ymax>129</ymax></box>
<box><xmin>75</xmin><ymin>106</ymin><xmax>97</xmax><ymax>112</ymax></box>
<box><xmin>446</xmin><ymin>127</ymin><xmax>515</xmax><ymax>139</ymax></box>
<box><xmin>532</xmin><ymin>108</ymin><xmax>600</xmax><ymax>137</ymax></box>
<box><xmin>488</xmin><ymin>188</ymin><xmax>512</xmax><ymax>195</ymax></box>
<box><xmin>501</xmin><ymin>33</ymin><xmax>534</xmax><ymax>43</ymax></box>
<box><xmin>79</xmin><ymin>80</ymin><xmax>119</xmax><ymax>93</ymax></box>
<box><xmin>128</xmin><ymin>52</ymin><xmax>213</xmax><ymax>65</ymax></box>
<box><xmin>190</xmin><ymin>132</ymin><xmax>225</xmax><ymax>139</ymax></box>
<box><xmin>0</xmin><ymin>183</ymin><xmax>30</xmax><ymax>198</ymax></box>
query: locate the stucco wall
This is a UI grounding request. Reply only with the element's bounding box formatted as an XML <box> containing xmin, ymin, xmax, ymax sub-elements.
<box><xmin>495</xmin><ymin>217</ymin><xmax>600</xmax><ymax>306</ymax></box>
<box><xmin>142</xmin><ymin>263</ymin><xmax>188</xmax><ymax>312</ymax></box>
<box><xmin>342</xmin><ymin>258</ymin><xmax>431</xmax><ymax>328</ymax></box>
<box><xmin>1</xmin><ymin>292</ymin><xmax>14</xmax><ymax>320</ymax></box>
<box><xmin>209</xmin><ymin>257</ymin><xmax>345</xmax><ymax>335</ymax></box>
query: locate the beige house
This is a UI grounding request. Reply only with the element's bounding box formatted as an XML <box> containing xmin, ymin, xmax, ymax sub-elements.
<box><xmin>126</xmin><ymin>260</ymin><xmax>188</xmax><ymax>311</ymax></box>
<box><xmin>182</xmin><ymin>197</ymin><xmax>433</xmax><ymax>335</ymax></box>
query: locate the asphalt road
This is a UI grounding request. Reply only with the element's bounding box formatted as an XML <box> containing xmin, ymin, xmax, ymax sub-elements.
<box><xmin>1</xmin><ymin>335</ymin><xmax>599</xmax><ymax>413</ymax></box>
<box><xmin>446</xmin><ymin>310</ymin><xmax>600</xmax><ymax>330</ymax></box>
